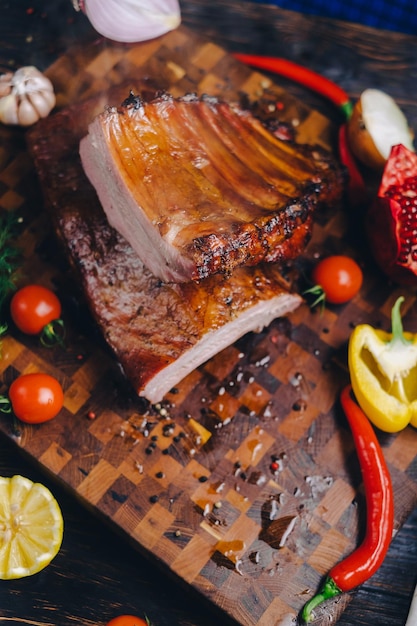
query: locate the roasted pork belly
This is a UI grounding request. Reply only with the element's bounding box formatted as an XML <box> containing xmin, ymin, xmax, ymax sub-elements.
<box><xmin>80</xmin><ymin>92</ymin><xmax>344</xmax><ymax>283</ymax></box>
<box><xmin>27</xmin><ymin>92</ymin><xmax>302</xmax><ymax>403</ymax></box>
<box><xmin>62</xmin><ymin>210</ymin><xmax>301</xmax><ymax>403</ymax></box>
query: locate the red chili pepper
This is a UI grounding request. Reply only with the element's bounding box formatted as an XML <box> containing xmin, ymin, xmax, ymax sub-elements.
<box><xmin>233</xmin><ymin>53</ymin><xmax>353</xmax><ymax>119</ymax></box>
<box><xmin>301</xmin><ymin>385</ymin><xmax>394</xmax><ymax>623</ymax></box>
<box><xmin>338</xmin><ymin>123</ymin><xmax>368</xmax><ymax>207</ymax></box>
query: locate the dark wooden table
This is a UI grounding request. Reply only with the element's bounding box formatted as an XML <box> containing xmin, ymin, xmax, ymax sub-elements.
<box><xmin>1</xmin><ymin>1</ymin><xmax>417</xmax><ymax>625</ymax></box>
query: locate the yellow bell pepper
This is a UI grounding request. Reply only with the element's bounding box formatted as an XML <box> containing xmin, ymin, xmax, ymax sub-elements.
<box><xmin>348</xmin><ymin>296</ymin><xmax>417</xmax><ymax>433</ymax></box>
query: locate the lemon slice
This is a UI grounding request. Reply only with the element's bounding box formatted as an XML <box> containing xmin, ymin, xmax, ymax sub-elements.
<box><xmin>0</xmin><ymin>474</ymin><xmax>64</xmax><ymax>579</ymax></box>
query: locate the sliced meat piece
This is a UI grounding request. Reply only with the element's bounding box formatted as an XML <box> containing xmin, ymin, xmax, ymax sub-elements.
<box><xmin>27</xmin><ymin>90</ymin><xmax>302</xmax><ymax>404</ymax></box>
<box><xmin>62</xmin><ymin>211</ymin><xmax>301</xmax><ymax>403</ymax></box>
<box><xmin>79</xmin><ymin>92</ymin><xmax>344</xmax><ymax>283</ymax></box>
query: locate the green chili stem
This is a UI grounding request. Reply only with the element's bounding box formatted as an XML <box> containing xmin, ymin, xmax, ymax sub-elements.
<box><xmin>301</xmin><ymin>577</ymin><xmax>342</xmax><ymax>623</ymax></box>
<box><xmin>339</xmin><ymin>100</ymin><xmax>354</xmax><ymax>120</ymax></box>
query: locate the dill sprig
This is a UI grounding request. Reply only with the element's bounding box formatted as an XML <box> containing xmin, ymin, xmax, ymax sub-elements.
<box><xmin>0</xmin><ymin>210</ymin><xmax>21</xmax><ymax>313</ymax></box>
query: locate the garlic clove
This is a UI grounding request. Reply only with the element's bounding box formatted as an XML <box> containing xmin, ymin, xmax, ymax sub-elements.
<box><xmin>27</xmin><ymin>89</ymin><xmax>56</xmax><ymax>119</ymax></box>
<box><xmin>0</xmin><ymin>93</ymin><xmax>19</xmax><ymax>125</ymax></box>
<box><xmin>17</xmin><ymin>70</ymin><xmax>54</xmax><ymax>93</ymax></box>
<box><xmin>17</xmin><ymin>97</ymin><xmax>41</xmax><ymax>127</ymax></box>
<box><xmin>0</xmin><ymin>72</ymin><xmax>13</xmax><ymax>98</ymax></box>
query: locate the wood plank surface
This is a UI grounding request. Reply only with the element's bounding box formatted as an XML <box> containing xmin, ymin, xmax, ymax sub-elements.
<box><xmin>0</xmin><ymin>2</ymin><xmax>417</xmax><ymax>626</ymax></box>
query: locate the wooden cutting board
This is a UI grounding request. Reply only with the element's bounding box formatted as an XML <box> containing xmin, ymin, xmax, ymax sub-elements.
<box><xmin>0</xmin><ymin>26</ymin><xmax>416</xmax><ymax>626</ymax></box>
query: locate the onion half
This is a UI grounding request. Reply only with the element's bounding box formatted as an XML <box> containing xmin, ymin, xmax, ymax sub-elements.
<box><xmin>347</xmin><ymin>88</ymin><xmax>414</xmax><ymax>170</ymax></box>
<box><xmin>83</xmin><ymin>0</ymin><xmax>181</xmax><ymax>43</ymax></box>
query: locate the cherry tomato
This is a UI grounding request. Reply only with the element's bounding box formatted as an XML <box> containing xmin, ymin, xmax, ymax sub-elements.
<box><xmin>8</xmin><ymin>373</ymin><xmax>64</xmax><ymax>424</ymax></box>
<box><xmin>311</xmin><ymin>255</ymin><xmax>363</xmax><ymax>304</ymax></box>
<box><xmin>10</xmin><ymin>285</ymin><xmax>62</xmax><ymax>335</ymax></box>
<box><xmin>106</xmin><ymin>617</ymin><xmax>149</xmax><ymax>626</ymax></box>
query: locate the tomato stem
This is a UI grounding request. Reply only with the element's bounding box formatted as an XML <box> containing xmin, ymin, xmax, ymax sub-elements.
<box><xmin>0</xmin><ymin>396</ymin><xmax>12</xmax><ymax>414</ymax></box>
<box><xmin>40</xmin><ymin>318</ymin><xmax>66</xmax><ymax>348</ymax></box>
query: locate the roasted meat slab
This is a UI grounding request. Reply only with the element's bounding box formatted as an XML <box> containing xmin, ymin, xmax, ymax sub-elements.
<box><xmin>61</xmin><ymin>215</ymin><xmax>301</xmax><ymax>404</ymax></box>
<box><xmin>80</xmin><ymin>92</ymin><xmax>344</xmax><ymax>283</ymax></box>
<box><xmin>27</xmin><ymin>91</ymin><xmax>303</xmax><ymax>403</ymax></box>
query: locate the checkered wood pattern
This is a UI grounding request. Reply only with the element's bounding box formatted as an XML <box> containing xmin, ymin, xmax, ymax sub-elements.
<box><xmin>0</xmin><ymin>26</ymin><xmax>416</xmax><ymax>626</ymax></box>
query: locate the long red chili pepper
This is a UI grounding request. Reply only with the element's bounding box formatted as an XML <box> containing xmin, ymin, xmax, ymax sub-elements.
<box><xmin>338</xmin><ymin>123</ymin><xmax>368</xmax><ymax>207</ymax></box>
<box><xmin>301</xmin><ymin>385</ymin><xmax>394</xmax><ymax>623</ymax></box>
<box><xmin>233</xmin><ymin>53</ymin><xmax>367</xmax><ymax>206</ymax></box>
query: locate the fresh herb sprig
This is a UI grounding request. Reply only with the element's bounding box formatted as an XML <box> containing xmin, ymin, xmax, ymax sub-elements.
<box><xmin>0</xmin><ymin>210</ymin><xmax>21</xmax><ymax>315</ymax></box>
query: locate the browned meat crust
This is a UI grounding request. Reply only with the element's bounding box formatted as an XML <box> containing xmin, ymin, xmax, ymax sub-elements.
<box><xmin>27</xmin><ymin>88</ymin><xmax>303</xmax><ymax>403</ymax></box>
<box><xmin>80</xmin><ymin>92</ymin><xmax>345</xmax><ymax>282</ymax></box>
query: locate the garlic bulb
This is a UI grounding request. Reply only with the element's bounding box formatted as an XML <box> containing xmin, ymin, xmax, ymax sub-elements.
<box><xmin>0</xmin><ymin>66</ymin><xmax>56</xmax><ymax>127</ymax></box>
<box><xmin>75</xmin><ymin>0</ymin><xmax>181</xmax><ymax>43</ymax></box>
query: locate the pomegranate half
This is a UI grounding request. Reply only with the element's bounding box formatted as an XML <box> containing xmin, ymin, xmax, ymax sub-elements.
<box><xmin>367</xmin><ymin>143</ymin><xmax>417</xmax><ymax>286</ymax></box>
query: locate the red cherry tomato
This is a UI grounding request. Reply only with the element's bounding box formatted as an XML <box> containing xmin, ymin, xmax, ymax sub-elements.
<box><xmin>10</xmin><ymin>285</ymin><xmax>62</xmax><ymax>335</ymax></box>
<box><xmin>106</xmin><ymin>617</ymin><xmax>149</xmax><ymax>626</ymax></box>
<box><xmin>8</xmin><ymin>373</ymin><xmax>64</xmax><ymax>424</ymax></box>
<box><xmin>311</xmin><ymin>255</ymin><xmax>363</xmax><ymax>304</ymax></box>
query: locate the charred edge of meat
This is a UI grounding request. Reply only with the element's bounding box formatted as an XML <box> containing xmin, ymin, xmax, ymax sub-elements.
<box><xmin>121</xmin><ymin>90</ymin><xmax>144</xmax><ymax>109</ymax></box>
<box><xmin>121</xmin><ymin>91</ymin><xmax>224</xmax><ymax>109</ymax></box>
<box><xmin>121</xmin><ymin>89</ymin><xmax>175</xmax><ymax>111</ymax></box>
<box><xmin>188</xmin><ymin>191</ymin><xmax>318</xmax><ymax>280</ymax></box>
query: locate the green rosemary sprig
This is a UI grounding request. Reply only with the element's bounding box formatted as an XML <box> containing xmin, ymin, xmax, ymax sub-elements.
<box><xmin>0</xmin><ymin>210</ymin><xmax>21</xmax><ymax>313</ymax></box>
